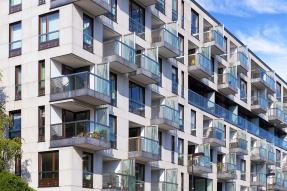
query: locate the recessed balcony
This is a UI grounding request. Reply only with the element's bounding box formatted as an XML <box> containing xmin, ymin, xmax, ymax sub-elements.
<box><xmin>229</xmin><ymin>138</ymin><xmax>248</xmax><ymax>155</ymax></box>
<box><xmin>203</xmin><ymin>124</ymin><xmax>226</xmax><ymax>147</ymax></box>
<box><xmin>129</xmin><ymin>54</ymin><xmax>161</xmax><ymax>85</ymax></box>
<box><xmin>268</xmin><ymin>108</ymin><xmax>287</xmax><ymax>128</ymax></box>
<box><xmin>251</xmin><ymin>69</ymin><xmax>276</xmax><ymax>93</ymax></box>
<box><xmin>50</xmin><ymin>0</ymin><xmax>111</xmax><ymax>16</ymax></box>
<box><xmin>103</xmin><ymin>40</ymin><xmax>137</xmax><ymax>74</ymax></box>
<box><xmin>102</xmin><ymin>173</ymin><xmax>136</xmax><ymax>191</ymax></box>
<box><xmin>203</xmin><ymin>30</ymin><xmax>225</xmax><ymax>56</ymax></box>
<box><xmin>251</xmin><ymin>96</ymin><xmax>268</xmax><ymax>114</ymax></box>
<box><xmin>250</xmin><ymin>173</ymin><xmax>266</xmax><ymax>187</ymax></box>
<box><xmin>251</xmin><ymin>147</ymin><xmax>267</xmax><ymax>162</ymax></box>
<box><xmin>188</xmin><ymin>53</ymin><xmax>213</xmax><ymax>79</ymax></box>
<box><xmin>128</xmin><ymin>136</ymin><xmax>160</xmax><ymax>162</ymax></box>
<box><xmin>151</xmin><ymin>28</ymin><xmax>180</xmax><ymax>58</ymax></box>
<box><xmin>187</xmin><ymin>155</ymin><xmax>212</xmax><ymax>174</ymax></box>
<box><xmin>217</xmin><ymin>163</ymin><xmax>237</xmax><ymax>180</ymax></box>
<box><xmin>50</xmin><ymin>72</ymin><xmax>111</xmax><ymax>111</ymax></box>
<box><xmin>50</xmin><ymin>120</ymin><xmax>111</xmax><ymax>150</ymax></box>
<box><xmin>218</xmin><ymin>73</ymin><xmax>238</xmax><ymax>95</ymax></box>
<box><xmin>151</xmin><ymin>105</ymin><xmax>179</xmax><ymax>131</ymax></box>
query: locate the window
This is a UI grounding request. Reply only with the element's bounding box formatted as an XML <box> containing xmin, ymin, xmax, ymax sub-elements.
<box><xmin>15</xmin><ymin>156</ymin><xmax>21</xmax><ymax>176</ymax></box>
<box><xmin>171</xmin><ymin>135</ymin><xmax>175</xmax><ymax>163</ymax></box>
<box><xmin>240</xmin><ymin>78</ymin><xmax>247</xmax><ymax>102</ymax></box>
<box><xmin>38</xmin><ymin>151</ymin><xmax>59</xmax><ymax>187</ymax></box>
<box><xmin>110</xmin><ymin>72</ymin><xmax>117</xmax><ymax>106</ymax></box>
<box><xmin>276</xmin><ymin>82</ymin><xmax>281</xmax><ymax>100</ymax></box>
<box><xmin>9</xmin><ymin>22</ymin><xmax>22</xmax><ymax>57</ymax></box>
<box><xmin>172</xmin><ymin>66</ymin><xmax>178</xmax><ymax>94</ymax></box>
<box><xmin>38</xmin><ymin>0</ymin><xmax>46</xmax><ymax>5</ymax></box>
<box><xmin>39</xmin><ymin>11</ymin><xmax>59</xmax><ymax>50</ymax></box>
<box><xmin>181</xmin><ymin>172</ymin><xmax>184</xmax><ymax>191</ymax></box>
<box><xmin>135</xmin><ymin>163</ymin><xmax>145</xmax><ymax>187</ymax></box>
<box><xmin>181</xmin><ymin>71</ymin><xmax>184</xmax><ymax>97</ymax></box>
<box><xmin>15</xmin><ymin>65</ymin><xmax>21</xmax><ymax>100</ymax></box>
<box><xmin>38</xmin><ymin>60</ymin><xmax>45</xmax><ymax>96</ymax></box>
<box><xmin>155</xmin><ymin>0</ymin><xmax>165</xmax><ymax>14</ymax></box>
<box><xmin>9</xmin><ymin>0</ymin><xmax>22</xmax><ymax>14</ymax></box>
<box><xmin>9</xmin><ymin>111</ymin><xmax>21</xmax><ymax>139</ymax></box>
<box><xmin>129</xmin><ymin>1</ymin><xmax>145</xmax><ymax>36</ymax></box>
<box><xmin>240</xmin><ymin>159</ymin><xmax>246</xmax><ymax>181</ymax></box>
<box><xmin>109</xmin><ymin>115</ymin><xmax>117</xmax><ymax>149</ymax></box>
<box><xmin>83</xmin><ymin>153</ymin><xmax>93</xmax><ymax>188</ymax></box>
<box><xmin>178</xmin><ymin>138</ymin><xmax>184</xmax><ymax>165</ymax></box>
<box><xmin>190</xmin><ymin>110</ymin><xmax>196</xmax><ymax>136</ymax></box>
<box><xmin>191</xmin><ymin>9</ymin><xmax>199</xmax><ymax>36</ymax></box>
<box><xmin>157</xmin><ymin>58</ymin><xmax>163</xmax><ymax>87</ymax></box>
<box><xmin>172</xmin><ymin>0</ymin><xmax>178</xmax><ymax>21</ymax></box>
<box><xmin>179</xmin><ymin>104</ymin><xmax>184</xmax><ymax>131</ymax></box>
<box><xmin>129</xmin><ymin>82</ymin><xmax>145</xmax><ymax>117</ymax></box>
<box><xmin>179</xmin><ymin>34</ymin><xmax>184</xmax><ymax>60</ymax></box>
<box><xmin>38</xmin><ymin>106</ymin><xmax>45</xmax><ymax>142</ymax></box>
<box><xmin>83</xmin><ymin>14</ymin><xmax>93</xmax><ymax>53</ymax></box>
<box><xmin>181</xmin><ymin>0</ymin><xmax>184</xmax><ymax>29</ymax></box>
<box><xmin>105</xmin><ymin>0</ymin><xmax>117</xmax><ymax>22</ymax></box>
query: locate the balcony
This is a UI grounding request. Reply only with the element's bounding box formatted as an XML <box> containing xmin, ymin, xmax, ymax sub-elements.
<box><xmin>251</xmin><ymin>147</ymin><xmax>267</xmax><ymax>162</ymax></box>
<box><xmin>267</xmin><ymin>150</ymin><xmax>276</xmax><ymax>165</ymax></box>
<box><xmin>203</xmin><ymin>30</ymin><xmax>225</xmax><ymax>55</ymax></box>
<box><xmin>50</xmin><ymin>72</ymin><xmax>111</xmax><ymax>111</ymax></box>
<box><xmin>103</xmin><ymin>40</ymin><xmax>137</xmax><ymax>74</ymax></box>
<box><xmin>50</xmin><ymin>0</ymin><xmax>111</xmax><ymax>16</ymax></box>
<box><xmin>267</xmin><ymin>176</ymin><xmax>285</xmax><ymax>191</ymax></box>
<box><xmin>129</xmin><ymin>54</ymin><xmax>161</xmax><ymax>85</ymax></box>
<box><xmin>188</xmin><ymin>53</ymin><xmax>213</xmax><ymax>79</ymax></box>
<box><xmin>151</xmin><ymin>105</ymin><xmax>179</xmax><ymax>130</ymax></box>
<box><xmin>229</xmin><ymin>138</ymin><xmax>248</xmax><ymax>155</ymax></box>
<box><xmin>187</xmin><ymin>155</ymin><xmax>212</xmax><ymax>174</ymax></box>
<box><xmin>268</xmin><ymin>108</ymin><xmax>287</xmax><ymax>128</ymax></box>
<box><xmin>218</xmin><ymin>73</ymin><xmax>238</xmax><ymax>95</ymax></box>
<box><xmin>217</xmin><ymin>163</ymin><xmax>237</xmax><ymax>180</ymax></box>
<box><xmin>203</xmin><ymin>123</ymin><xmax>225</xmax><ymax>147</ymax></box>
<box><xmin>102</xmin><ymin>173</ymin><xmax>136</xmax><ymax>191</ymax></box>
<box><xmin>151</xmin><ymin>182</ymin><xmax>178</xmax><ymax>191</ymax></box>
<box><xmin>251</xmin><ymin>69</ymin><xmax>276</xmax><ymax>93</ymax></box>
<box><xmin>235</xmin><ymin>51</ymin><xmax>249</xmax><ymax>73</ymax></box>
<box><xmin>50</xmin><ymin>120</ymin><xmax>111</xmax><ymax>150</ymax></box>
<box><xmin>250</xmin><ymin>173</ymin><xmax>266</xmax><ymax>187</ymax></box>
<box><xmin>251</xmin><ymin>96</ymin><xmax>268</xmax><ymax>114</ymax></box>
<box><xmin>128</xmin><ymin>137</ymin><xmax>160</xmax><ymax>162</ymax></box>
<box><xmin>151</xmin><ymin>28</ymin><xmax>180</xmax><ymax>58</ymax></box>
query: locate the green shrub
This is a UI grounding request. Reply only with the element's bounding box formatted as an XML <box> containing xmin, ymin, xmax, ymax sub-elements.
<box><xmin>0</xmin><ymin>172</ymin><xmax>35</xmax><ymax>191</ymax></box>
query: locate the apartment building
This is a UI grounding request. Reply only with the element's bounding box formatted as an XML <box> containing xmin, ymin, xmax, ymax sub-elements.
<box><xmin>2</xmin><ymin>0</ymin><xmax>287</xmax><ymax>190</ymax></box>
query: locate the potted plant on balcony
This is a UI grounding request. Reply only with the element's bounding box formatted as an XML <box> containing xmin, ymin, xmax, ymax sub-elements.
<box><xmin>91</xmin><ymin>130</ymin><xmax>107</xmax><ymax>140</ymax></box>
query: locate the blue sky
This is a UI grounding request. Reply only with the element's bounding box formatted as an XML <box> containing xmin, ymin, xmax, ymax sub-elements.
<box><xmin>195</xmin><ymin>0</ymin><xmax>287</xmax><ymax>79</ymax></box>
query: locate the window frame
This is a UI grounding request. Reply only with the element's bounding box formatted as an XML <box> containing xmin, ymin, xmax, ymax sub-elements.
<box><xmin>38</xmin><ymin>151</ymin><xmax>59</xmax><ymax>187</ymax></box>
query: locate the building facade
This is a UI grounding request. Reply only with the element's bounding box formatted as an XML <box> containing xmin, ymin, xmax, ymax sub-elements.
<box><xmin>1</xmin><ymin>0</ymin><xmax>287</xmax><ymax>191</ymax></box>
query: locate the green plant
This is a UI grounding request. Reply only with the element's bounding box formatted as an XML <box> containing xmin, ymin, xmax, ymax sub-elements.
<box><xmin>0</xmin><ymin>172</ymin><xmax>35</xmax><ymax>191</ymax></box>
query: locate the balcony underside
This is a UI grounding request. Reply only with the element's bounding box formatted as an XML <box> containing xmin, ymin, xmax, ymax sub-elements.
<box><xmin>153</xmin><ymin>42</ymin><xmax>180</xmax><ymax>58</ymax></box>
<box><xmin>188</xmin><ymin>166</ymin><xmax>211</xmax><ymax>175</ymax></box>
<box><xmin>229</xmin><ymin>147</ymin><xmax>248</xmax><ymax>156</ymax></box>
<box><xmin>128</xmin><ymin>151</ymin><xmax>160</xmax><ymax>162</ymax></box>
<box><xmin>250</xmin><ymin>181</ymin><xmax>265</xmax><ymax>187</ymax></box>
<box><xmin>133</xmin><ymin>0</ymin><xmax>157</xmax><ymax>7</ymax></box>
<box><xmin>266</xmin><ymin>159</ymin><xmax>276</xmax><ymax>165</ymax></box>
<box><xmin>205</xmin><ymin>42</ymin><xmax>225</xmax><ymax>56</ymax></box>
<box><xmin>151</xmin><ymin>118</ymin><xmax>179</xmax><ymax>131</ymax></box>
<box><xmin>251</xmin><ymin>153</ymin><xmax>267</xmax><ymax>163</ymax></box>
<box><xmin>269</xmin><ymin>117</ymin><xmax>286</xmax><ymax>128</ymax></box>
<box><xmin>50</xmin><ymin>89</ymin><xmax>111</xmax><ymax>108</ymax></box>
<box><xmin>218</xmin><ymin>84</ymin><xmax>237</xmax><ymax>95</ymax></box>
<box><xmin>103</xmin><ymin>55</ymin><xmax>137</xmax><ymax>74</ymax></box>
<box><xmin>188</xmin><ymin>65</ymin><xmax>212</xmax><ymax>79</ymax></box>
<box><xmin>251</xmin><ymin>105</ymin><xmax>267</xmax><ymax>114</ymax></box>
<box><xmin>52</xmin><ymin>53</ymin><xmax>93</xmax><ymax>68</ymax></box>
<box><xmin>251</xmin><ymin>79</ymin><xmax>274</xmax><ymax>93</ymax></box>
<box><xmin>50</xmin><ymin>137</ymin><xmax>111</xmax><ymax>150</ymax></box>
<box><xmin>203</xmin><ymin>138</ymin><xmax>225</xmax><ymax>147</ymax></box>
<box><xmin>129</xmin><ymin>68</ymin><xmax>161</xmax><ymax>86</ymax></box>
<box><xmin>217</xmin><ymin>172</ymin><xmax>236</xmax><ymax>180</ymax></box>
<box><xmin>237</xmin><ymin>64</ymin><xmax>248</xmax><ymax>74</ymax></box>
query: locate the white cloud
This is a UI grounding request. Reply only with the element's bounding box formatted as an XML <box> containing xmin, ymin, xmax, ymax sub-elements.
<box><xmin>196</xmin><ymin>0</ymin><xmax>287</xmax><ymax>16</ymax></box>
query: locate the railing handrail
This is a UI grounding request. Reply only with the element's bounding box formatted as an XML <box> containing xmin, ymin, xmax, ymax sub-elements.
<box><xmin>39</xmin><ymin>30</ymin><xmax>59</xmax><ymax>37</ymax></box>
<box><xmin>51</xmin><ymin>119</ymin><xmax>109</xmax><ymax>129</ymax></box>
<box><xmin>129</xmin><ymin>136</ymin><xmax>159</xmax><ymax>144</ymax></box>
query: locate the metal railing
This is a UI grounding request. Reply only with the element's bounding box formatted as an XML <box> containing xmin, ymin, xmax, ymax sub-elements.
<box><xmin>129</xmin><ymin>136</ymin><xmax>159</xmax><ymax>155</ymax></box>
<box><xmin>50</xmin><ymin>71</ymin><xmax>110</xmax><ymax>98</ymax></box>
<box><xmin>151</xmin><ymin>105</ymin><xmax>180</xmax><ymax>125</ymax></box>
<box><xmin>136</xmin><ymin>54</ymin><xmax>160</xmax><ymax>77</ymax></box>
<box><xmin>218</xmin><ymin>73</ymin><xmax>237</xmax><ymax>90</ymax></box>
<box><xmin>188</xmin><ymin>53</ymin><xmax>212</xmax><ymax>75</ymax></box>
<box><xmin>50</xmin><ymin>120</ymin><xmax>110</xmax><ymax>142</ymax></box>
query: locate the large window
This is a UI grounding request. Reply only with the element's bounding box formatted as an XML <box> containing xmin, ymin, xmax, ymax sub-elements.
<box><xmin>276</xmin><ymin>82</ymin><xmax>282</xmax><ymax>100</ymax></box>
<box><xmin>178</xmin><ymin>138</ymin><xmax>184</xmax><ymax>165</ymax></box>
<box><xmin>179</xmin><ymin>104</ymin><xmax>184</xmax><ymax>131</ymax></box>
<box><xmin>9</xmin><ymin>111</ymin><xmax>21</xmax><ymax>139</ymax></box>
<box><xmin>105</xmin><ymin>0</ymin><xmax>117</xmax><ymax>22</ymax></box>
<box><xmin>15</xmin><ymin>65</ymin><xmax>21</xmax><ymax>100</ymax></box>
<box><xmin>240</xmin><ymin>78</ymin><xmax>247</xmax><ymax>102</ymax></box>
<box><xmin>135</xmin><ymin>163</ymin><xmax>145</xmax><ymax>190</ymax></box>
<box><xmin>181</xmin><ymin>71</ymin><xmax>184</xmax><ymax>97</ymax></box>
<box><xmin>38</xmin><ymin>106</ymin><xmax>45</xmax><ymax>142</ymax></box>
<box><xmin>172</xmin><ymin>66</ymin><xmax>178</xmax><ymax>94</ymax></box>
<box><xmin>83</xmin><ymin>14</ymin><xmax>93</xmax><ymax>53</ymax></box>
<box><xmin>9</xmin><ymin>22</ymin><xmax>22</xmax><ymax>57</ymax></box>
<box><xmin>190</xmin><ymin>110</ymin><xmax>196</xmax><ymax>136</ymax></box>
<box><xmin>240</xmin><ymin>159</ymin><xmax>246</xmax><ymax>181</ymax></box>
<box><xmin>38</xmin><ymin>151</ymin><xmax>59</xmax><ymax>187</ymax></box>
<box><xmin>9</xmin><ymin>0</ymin><xmax>22</xmax><ymax>14</ymax></box>
<box><xmin>110</xmin><ymin>72</ymin><xmax>117</xmax><ymax>106</ymax></box>
<box><xmin>129</xmin><ymin>82</ymin><xmax>145</xmax><ymax>117</ymax></box>
<box><xmin>39</xmin><ymin>11</ymin><xmax>59</xmax><ymax>50</ymax></box>
<box><xmin>155</xmin><ymin>0</ymin><xmax>165</xmax><ymax>14</ymax></box>
<box><xmin>109</xmin><ymin>115</ymin><xmax>117</xmax><ymax>149</ymax></box>
<box><xmin>172</xmin><ymin>0</ymin><xmax>178</xmax><ymax>21</ymax></box>
<box><xmin>191</xmin><ymin>9</ymin><xmax>199</xmax><ymax>36</ymax></box>
<box><xmin>83</xmin><ymin>153</ymin><xmax>93</xmax><ymax>188</ymax></box>
<box><xmin>38</xmin><ymin>60</ymin><xmax>45</xmax><ymax>96</ymax></box>
<box><xmin>129</xmin><ymin>1</ymin><xmax>145</xmax><ymax>36</ymax></box>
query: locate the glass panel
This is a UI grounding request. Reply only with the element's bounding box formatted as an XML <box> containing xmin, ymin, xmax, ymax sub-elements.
<box><xmin>11</xmin><ymin>0</ymin><xmax>21</xmax><ymax>6</ymax></box>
